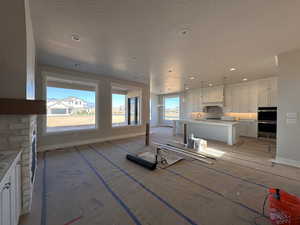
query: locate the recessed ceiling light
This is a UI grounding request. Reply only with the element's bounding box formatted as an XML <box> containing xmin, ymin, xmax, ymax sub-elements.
<box><xmin>180</xmin><ymin>28</ymin><xmax>190</xmax><ymax>35</ymax></box>
<box><xmin>242</xmin><ymin>78</ymin><xmax>248</xmax><ymax>81</ymax></box>
<box><xmin>182</xmin><ymin>30</ymin><xmax>188</xmax><ymax>35</ymax></box>
<box><xmin>189</xmin><ymin>76</ymin><xmax>195</xmax><ymax>80</ymax></box>
<box><xmin>72</xmin><ymin>34</ymin><xmax>80</xmax><ymax>42</ymax></box>
<box><xmin>208</xmin><ymin>83</ymin><xmax>213</xmax><ymax>87</ymax></box>
<box><xmin>230</xmin><ymin>67</ymin><xmax>236</xmax><ymax>71</ymax></box>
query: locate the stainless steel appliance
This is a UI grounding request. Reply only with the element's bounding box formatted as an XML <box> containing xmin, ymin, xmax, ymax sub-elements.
<box><xmin>257</xmin><ymin>107</ymin><xmax>277</xmax><ymax>139</ymax></box>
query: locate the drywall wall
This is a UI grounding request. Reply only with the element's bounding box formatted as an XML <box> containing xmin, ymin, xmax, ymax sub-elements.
<box><xmin>25</xmin><ymin>0</ymin><xmax>36</xmax><ymax>99</ymax></box>
<box><xmin>0</xmin><ymin>1</ymin><xmax>27</xmax><ymax>98</ymax></box>
<box><xmin>150</xmin><ymin>93</ymin><xmax>159</xmax><ymax>127</ymax></box>
<box><xmin>0</xmin><ymin>0</ymin><xmax>36</xmax><ymax>99</ymax></box>
<box><xmin>36</xmin><ymin>65</ymin><xmax>150</xmax><ymax>150</ymax></box>
<box><xmin>276</xmin><ymin>49</ymin><xmax>300</xmax><ymax>168</ymax></box>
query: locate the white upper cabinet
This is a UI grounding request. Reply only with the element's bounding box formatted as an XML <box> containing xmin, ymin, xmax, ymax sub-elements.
<box><xmin>183</xmin><ymin>88</ymin><xmax>203</xmax><ymax>118</ymax></box>
<box><xmin>257</xmin><ymin>77</ymin><xmax>278</xmax><ymax>107</ymax></box>
<box><xmin>248</xmin><ymin>81</ymin><xmax>258</xmax><ymax>112</ymax></box>
<box><xmin>224</xmin><ymin>81</ymin><xmax>257</xmax><ymax>113</ymax></box>
<box><xmin>202</xmin><ymin>86</ymin><xmax>224</xmax><ymax>103</ymax></box>
<box><xmin>182</xmin><ymin>77</ymin><xmax>277</xmax><ymax>118</ymax></box>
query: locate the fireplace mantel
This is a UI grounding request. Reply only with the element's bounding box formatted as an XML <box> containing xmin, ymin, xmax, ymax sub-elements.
<box><xmin>0</xmin><ymin>98</ymin><xmax>46</xmax><ymax>114</ymax></box>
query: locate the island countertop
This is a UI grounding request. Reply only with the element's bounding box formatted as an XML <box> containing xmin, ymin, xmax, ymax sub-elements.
<box><xmin>0</xmin><ymin>151</ymin><xmax>21</xmax><ymax>185</ymax></box>
<box><xmin>174</xmin><ymin>119</ymin><xmax>240</xmax><ymax>127</ymax></box>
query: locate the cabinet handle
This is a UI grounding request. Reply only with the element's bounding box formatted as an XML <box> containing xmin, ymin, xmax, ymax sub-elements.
<box><xmin>3</xmin><ymin>182</ymin><xmax>11</xmax><ymax>190</ymax></box>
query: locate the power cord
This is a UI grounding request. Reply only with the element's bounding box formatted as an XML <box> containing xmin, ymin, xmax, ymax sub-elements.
<box><xmin>253</xmin><ymin>193</ymin><xmax>271</xmax><ymax>225</ymax></box>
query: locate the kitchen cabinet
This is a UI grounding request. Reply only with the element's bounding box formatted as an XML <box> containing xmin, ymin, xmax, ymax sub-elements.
<box><xmin>257</xmin><ymin>77</ymin><xmax>278</xmax><ymax>107</ymax></box>
<box><xmin>183</xmin><ymin>77</ymin><xmax>277</xmax><ymax>116</ymax></box>
<box><xmin>0</xmin><ymin>154</ymin><xmax>21</xmax><ymax>225</ymax></box>
<box><xmin>248</xmin><ymin>82</ymin><xmax>258</xmax><ymax>113</ymax></box>
<box><xmin>0</xmin><ymin>175</ymin><xmax>11</xmax><ymax>225</ymax></box>
<box><xmin>202</xmin><ymin>86</ymin><xmax>224</xmax><ymax>103</ymax></box>
<box><xmin>238</xmin><ymin>120</ymin><xmax>257</xmax><ymax>138</ymax></box>
<box><xmin>224</xmin><ymin>81</ymin><xmax>258</xmax><ymax>113</ymax></box>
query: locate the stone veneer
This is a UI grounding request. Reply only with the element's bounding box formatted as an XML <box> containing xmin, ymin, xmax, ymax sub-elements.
<box><xmin>0</xmin><ymin>115</ymin><xmax>37</xmax><ymax>214</ymax></box>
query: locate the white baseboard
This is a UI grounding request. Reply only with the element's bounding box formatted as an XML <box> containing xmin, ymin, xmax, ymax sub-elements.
<box><xmin>158</xmin><ymin>124</ymin><xmax>173</xmax><ymax>128</ymax></box>
<box><xmin>38</xmin><ymin>132</ymin><xmax>145</xmax><ymax>152</ymax></box>
<box><xmin>272</xmin><ymin>157</ymin><xmax>300</xmax><ymax>169</ymax></box>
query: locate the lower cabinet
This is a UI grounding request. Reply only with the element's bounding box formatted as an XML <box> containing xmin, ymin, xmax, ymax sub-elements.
<box><xmin>0</xmin><ymin>156</ymin><xmax>21</xmax><ymax>225</ymax></box>
<box><xmin>238</xmin><ymin>121</ymin><xmax>257</xmax><ymax>138</ymax></box>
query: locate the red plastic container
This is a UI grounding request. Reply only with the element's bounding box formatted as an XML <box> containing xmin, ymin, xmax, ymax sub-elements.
<box><xmin>268</xmin><ymin>188</ymin><xmax>300</xmax><ymax>225</ymax></box>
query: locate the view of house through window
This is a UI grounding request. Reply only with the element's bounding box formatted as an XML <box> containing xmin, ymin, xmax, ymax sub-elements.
<box><xmin>46</xmin><ymin>80</ymin><xmax>96</xmax><ymax>132</ymax></box>
<box><xmin>164</xmin><ymin>96</ymin><xmax>180</xmax><ymax>120</ymax></box>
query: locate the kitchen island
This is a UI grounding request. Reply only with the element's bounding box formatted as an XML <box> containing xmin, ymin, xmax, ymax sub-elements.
<box><xmin>173</xmin><ymin>119</ymin><xmax>240</xmax><ymax>145</ymax></box>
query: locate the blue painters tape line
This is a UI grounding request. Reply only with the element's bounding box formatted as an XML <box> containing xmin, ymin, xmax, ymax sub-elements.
<box><xmin>88</xmin><ymin>145</ymin><xmax>199</xmax><ymax>225</ymax></box>
<box><xmin>188</xmin><ymin>160</ymin><xmax>269</xmax><ymax>189</ymax></box>
<box><xmin>165</xmin><ymin>168</ymin><xmax>268</xmax><ymax>218</ymax></box>
<box><xmin>41</xmin><ymin>152</ymin><xmax>48</xmax><ymax>225</ymax></box>
<box><xmin>114</xmin><ymin>140</ymin><xmax>269</xmax><ymax>189</ymax></box>
<box><xmin>75</xmin><ymin>147</ymin><xmax>142</xmax><ymax>225</ymax></box>
<box><xmin>108</xmin><ymin>142</ymin><xmax>267</xmax><ymax>218</ymax></box>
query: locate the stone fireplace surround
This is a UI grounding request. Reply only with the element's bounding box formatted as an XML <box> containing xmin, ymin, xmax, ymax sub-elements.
<box><xmin>0</xmin><ymin>115</ymin><xmax>37</xmax><ymax>214</ymax></box>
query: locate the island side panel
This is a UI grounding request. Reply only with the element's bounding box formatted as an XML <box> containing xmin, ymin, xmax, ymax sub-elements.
<box><xmin>188</xmin><ymin>122</ymin><xmax>229</xmax><ymax>144</ymax></box>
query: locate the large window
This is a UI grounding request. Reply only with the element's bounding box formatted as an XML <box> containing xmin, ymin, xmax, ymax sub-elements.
<box><xmin>112</xmin><ymin>93</ymin><xmax>127</xmax><ymax>126</ymax></box>
<box><xmin>112</xmin><ymin>84</ymin><xmax>141</xmax><ymax>127</ymax></box>
<box><xmin>164</xmin><ymin>96</ymin><xmax>180</xmax><ymax>120</ymax></box>
<box><xmin>46</xmin><ymin>78</ymin><xmax>96</xmax><ymax>132</ymax></box>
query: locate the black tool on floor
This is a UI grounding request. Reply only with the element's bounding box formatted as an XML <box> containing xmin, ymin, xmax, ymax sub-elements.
<box><xmin>126</xmin><ymin>153</ymin><xmax>157</xmax><ymax>170</ymax></box>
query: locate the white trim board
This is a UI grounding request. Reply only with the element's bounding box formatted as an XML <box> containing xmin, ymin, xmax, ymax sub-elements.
<box><xmin>272</xmin><ymin>157</ymin><xmax>300</xmax><ymax>169</ymax></box>
<box><xmin>38</xmin><ymin>132</ymin><xmax>146</xmax><ymax>152</ymax></box>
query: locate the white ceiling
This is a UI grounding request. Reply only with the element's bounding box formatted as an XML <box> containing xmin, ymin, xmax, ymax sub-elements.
<box><xmin>29</xmin><ymin>0</ymin><xmax>300</xmax><ymax>94</ymax></box>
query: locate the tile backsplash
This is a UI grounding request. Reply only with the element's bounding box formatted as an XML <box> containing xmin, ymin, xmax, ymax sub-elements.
<box><xmin>190</xmin><ymin>112</ymin><xmax>257</xmax><ymax>120</ymax></box>
<box><xmin>224</xmin><ymin>113</ymin><xmax>257</xmax><ymax>120</ymax></box>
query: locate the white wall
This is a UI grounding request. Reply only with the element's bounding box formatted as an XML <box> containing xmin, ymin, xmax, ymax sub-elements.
<box><xmin>37</xmin><ymin>65</ymin><xmax>150</xmax><ymax>151</ymax></box>
<box><xmin>0</xmin><ymin>1</ymin><xmax>27</xmax><ymax>98</ymax></box>
<box><xmin>150</xmin><ymin>93</ymin><xmax>159</xmax><ymax>127</ymax></box>
<box><xmin>276</xmin><ymin>49</ymin><xmax>300</xmax><ymax>168</ymax></box>
<box><xmin>25</xmin><ymin>0</ymin><xmax>36</xmax><ymax>100</ymax></box>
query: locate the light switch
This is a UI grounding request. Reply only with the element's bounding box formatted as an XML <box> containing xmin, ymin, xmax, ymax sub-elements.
<box><xmin>287</xmin><ymin>118</ymin><xmax>297</xmax><ymax>124</ymax></box>
<box><xmin>286</xmin><ymin>112</ymin><xmax>298</xmax><ymax>124</ymax></box>
<box><xmin>286</xmin><ymin>112</ymin><xmax>298</xmax><ymax>119</ymax></box>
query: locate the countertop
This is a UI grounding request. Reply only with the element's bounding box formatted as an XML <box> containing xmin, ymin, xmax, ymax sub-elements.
<box><xmin>0</xmin><ymin>151</ymin><xmax>20</xmax><ymax>184</ymax></box>
<box><xmin>174</xmin><ymin>119</ymin><xmax>239</xmax><ymax>126</ymax></box>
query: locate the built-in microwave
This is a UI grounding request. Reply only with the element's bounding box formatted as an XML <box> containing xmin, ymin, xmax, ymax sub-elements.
<box><xmin>257</xmin><ymin>107</ymin><xmax>277</xmax><ymax>121</ymax></box>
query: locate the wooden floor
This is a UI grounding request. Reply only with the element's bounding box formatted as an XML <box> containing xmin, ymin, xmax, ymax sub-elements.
<box><xmin>20</xmin><ymin>127</ymin><xmax>300</xmax><ymax>225</ymax></box>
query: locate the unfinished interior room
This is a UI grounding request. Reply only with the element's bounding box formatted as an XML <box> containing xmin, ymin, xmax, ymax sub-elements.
<box><xmin>1</xmin><ymin>0</ymin><xmax>300</xmax><ymax>225</ymax></box>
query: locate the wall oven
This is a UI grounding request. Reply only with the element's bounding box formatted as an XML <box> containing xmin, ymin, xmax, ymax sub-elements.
<box><xmin>257</xmin><ymin>107</ymin><xmax>277</xmax><ymax>139</ymax></box>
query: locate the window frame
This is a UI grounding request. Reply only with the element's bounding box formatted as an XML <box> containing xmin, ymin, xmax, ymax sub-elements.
<box><xmin>163</xmin><ymin>95</ymin><xmax>181</xmax><ymax>122</ymax></box>
<box><xmin>111</xmin><ymin>84</ymin><xmax>142</xmax><ymax>128</ymax></box>
<box><xmin>42</xmin><ymin>73</ymin><xmax>99</xmax><ymax>135</ymax></box>
<box><xmin>111</xmin><ymin>92</ymin><xmax>128</xmax><ymax>127</ymax></box>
